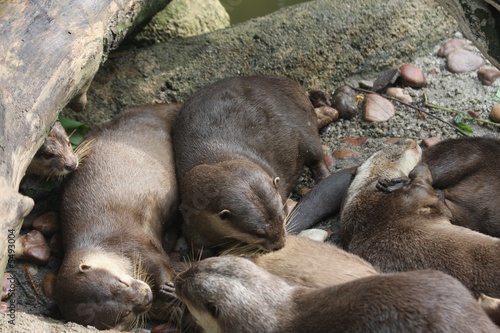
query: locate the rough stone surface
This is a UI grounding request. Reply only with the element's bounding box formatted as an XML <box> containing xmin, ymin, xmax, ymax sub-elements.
<box><xmin>477</xmin><ymin>68</ymin><xmax>500</xmax><ymax>86</ymax></box>
<box><xmin>446</xmin><ymin>49</ymin><xmax>484</xmax><ymax>73</ymax></box>
<box><xmin>130</xmin><ymin>0</ymin><xmax>230</xmax><ymax>45</ymax></box>
<box><xmin>400</xmin><ymin>64</ymin><xmax>426</xmax><ymax>88</ymax></box>
<box><xmin>362</xmin><ymin>94</ymin><xmax>396</xmax><ymax>122</ymax></box>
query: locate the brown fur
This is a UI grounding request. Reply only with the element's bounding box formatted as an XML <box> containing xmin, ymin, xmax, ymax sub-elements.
<box><xmin>175</xmin><ymin>256</ymin><xmax>498</xmax><ymax>333</ymax></box>
<box><xmin>423</xmin><ymin>137</ymin><xmax>500</xmax><ymax>237</ymax></box>
<box><xmin>56</xmin><ymin>104</ymin><xmax>182</xmax><ymax>330</ymax></box>
<box><xmin>26</xmin><ymin>121</ymin><xmax>78</xmax><ymax>177</ymax></box>
<box><xmin>172</xmin><ymin>75</ymin><xmax>329</xmax><ymax>257</ymax></box>
<box><xmin>253</xmin><ymin>235</ymin><xmax>378</xmax><ymax>287</ymax></box>
<box><xmin>340</xmin><ymin>139</ymin><xmax>500</xmax><ymax>298</ymax></box>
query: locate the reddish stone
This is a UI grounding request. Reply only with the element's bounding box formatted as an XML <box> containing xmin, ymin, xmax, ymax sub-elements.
<box><xmin>341</xmin><ymin>137</ymin><xmax>369</xmax><ymax>146</ymax></box>
<box><xmin>362</xmin><ymin>94</ymin><xmax>396</xmax><ymax>122</ymax></box>
<box><xmin>400</xmin><ymin>64</ymin><xmax>426</xmax><ymax>88</ymax></box>
<box><xmin>332</xmin><ymin>148</ymin><xmax>361</xmax><ymax>160</ymax></box>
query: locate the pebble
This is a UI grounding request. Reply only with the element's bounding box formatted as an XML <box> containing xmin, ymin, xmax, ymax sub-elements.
<box><xmin>372</xmin><ymin>68</ymin><xmax>400</xmax><ymax>92</ymax></box>
<box><xmin>385</xmin><ymin>87</ymin><xmax>413</xmax><ymax>104</ymax></box>
<box><xmin>446</xmin><ymin>49</ymin><xmax>484</xmax><ymax>73</ymax></box>
<box><xmin>332</xmin><ymin>148</ymin><xmax>361</xmax><ymax>160</ymax></box>
<box><xmin>362</xmin><ymin>94</ymin><xmax>396</xmax><ymax>122</ymax></box>
<box><xmin>32</xmin><ymin>211</ymin><xmax>60</xmax><ymax>237</ymax></box>
<box><xmin>42</xmin><ymin>272</ymin><xmax>57</xmax><ymax>298</ymax></box>
<box><xmin>15</xmin><ymin>230</ymin><xmax>51</xmax><ymax>265</ymax></box>
<box><xmin>399</xmin><ymin>64</ymin><xmax>425</xmax><ymax>88</ymax></box>
<box><xmin>298</xmin><ymin>228</ymin><xmax>329</xmax><ymax>242</ymax></box>
<box><xmin>422</xmin><ymin>137</ymin><xmax>441</xmax><ymax>147</ymax></box>
<box><xmin>490</xmin><ymin>105</ymin><xmax>500</xmax><ymax>123</ymax></box>
<box><xmin>314</xmin><ymin>106</ymin><xmax>339</xmax><ymax>129</ymax></box>
<box><xmin>1</xmin><ymin>273</ymin><xmax>13</xmax><ymax>301</ymax></box>
<box><xmin>477</xmin><ymin>68</ymin><xmax>500</xmax><ymax>86</ymax></box>
<box><xmin>0</xmin><ymin>302</ymin><xmax>7</xmax><ymax>313</ymax></box>
<box><xmin>437</xmin><ymin>38</ymin><xmax>469</xmax><ymax>57</ymax></box>
<box><xmin>341</xmin><ymin>137</ymin><xmax>369</xmax><ymax>146</ymax></box>
<box><xmin>49</xmin><ymin>231</ymin><xmax>63</xmax><ymax>258</ymax></box>
<box><xmin>308</xmin><ymin>90</ymin><xmax>330</xmax><ymax>107</ymax></box>
<box><xmin>330</xmin><ymin>85</ymin><xmax>358</xmax><ymax>119</ymax></box>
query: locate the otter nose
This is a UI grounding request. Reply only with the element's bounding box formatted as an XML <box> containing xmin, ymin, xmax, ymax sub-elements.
<box><xmin>65</xmin><ymin>160</ymin><xmax>78</xmax><ymax>172</ymax></box>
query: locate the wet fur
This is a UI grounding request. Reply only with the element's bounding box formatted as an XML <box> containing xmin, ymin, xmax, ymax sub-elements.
<box><xmin>340</xmin><ymin>139</ymin><xmax>500</xmax><ymax>298</ymax></box>
<box><xmin>423</xmin><ymin>137</ymin><xmax>500</xmax><ymax>237</ymax></box>
<box><xmin>57</xmin><ymin>104</ymin><xmax>182</xmax><ymax>329</ymax></box>
<box><xmin>172</xmin><ymin>75</ymin><xmax>328</xmax><ymax>257</ymax></box>
<box><xmin>175</xmin><ymin>256</ymin><xmax>498</xmax><ymax>333</ymax></box>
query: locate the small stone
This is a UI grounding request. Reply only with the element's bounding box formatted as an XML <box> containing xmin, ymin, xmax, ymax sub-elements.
<box><xmin>332</xmin><ymin>148</ymin><xmax>361</xmax><ymax>160</ymax></box>
<box><xmin>446</xmin><ymin>49</ymin><xmax>484</xmax><ymax>73</ymax></box>
<box><xmin>490</xmin><ymin>105</ymin><xmax>500</xmax><ymax>123</ymax></box>
<box><xmin>308</xmin><ymin>90</ymin><xmax>330</xmax><ymax>107</ymax></box>
<box><xmin>399</xmin><ymin>64</ymin><xmax>425</xmax><ymax>88</ymax></box>
<box><xmin>298</xmin><ymin>229</ymin><xmax>329</xmax><ymax>242</ymax></box>
<box><xmin>341</xmin><ymin>137</ymin><xmax>369</xmax><ymax>146</ymax></box>
<box><xmin>15</xmin><ymin>230</ymin><xmax>50</xmax><ymax>265</ymax></box>
<box><xmin>422</xmin><ymin>137</ymin><xmax>441</xmax><ymax>148</ymax></box>
<box><xmin>385</xmin><ymin>87</ymin><xmax>413</xmax><ymax>104</ymax></box>
<box><xmin>1</xmin><ymin>273</ymin><xmax>14</xmax><ymax>301</ymax></box>
<box><xmin>372</xmin><ymin>68</ymin><xmax>400</xmax><ymax>93</ymax></box>
<box><xmin>362</xmin><ymin>94</ymin><xmax>396</xmax><ymax>122</ymax></box>
<box><xmin>322</xmin><ymin>153</ymin><xmax>335</xmax><ymax>170</ymax></box>
<box><xmin>384</xmin><ymin>137</ymin><xmax>403</xmax><ymax>144</ymax></box>
<box><xmin>49</xmin><ymin>231</ymin><xmax>64</xmax><ymax>258</ymax></box>
<box><xmin>42</xmin><ymin>272</ymin><xmax>57</xmax><ymax>298</ymax></box>
<box><xmin>32</xmin><ymin>211</ymin><xmax>60</xmax><ymax>237</ymax></box>
<box><xmin>314</xmin><ymin>106</ymin><xmax>339</xmax><ymax>129</ymax></box>
<box><xmin>0</xmin><ymin>302</ymin><xmax>7</xmax><ymax>313</ymax></box>
<box><xmin>330</xmin><ymin>86</ymin><xmax>358</xmax><ymax>119</ymax></box>
<box><xmin>437</xmin><ymin>38</ymin><xmax>469</xmax><ymax>57</ymax></box>
<box><xmin>298</xmin><ymin>187</ymin><xmax>311</xmax><ymax>196</ymax></box>
<box><xmin>477</xmin><ymin>68</ymin><xmax>500</xmax><ymax>86</ymax></box>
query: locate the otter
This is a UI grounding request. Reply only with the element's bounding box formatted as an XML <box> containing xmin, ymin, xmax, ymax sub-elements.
<box><xmin>56</xmin><ymin>103</ymin><xmax>182</xmax><ymax>330</ymax></box>
<box><xmin>422</xmin><ymin>137</ymin><xmax>500</xmax><ymax>237</ymax></box>
<box><xmin>172</xmin><ymin>75</ymin><xmax>329</xmax><ymax>257</ymax></box>
<box><xmin>175</xmin><ymin>256</ymin><xmax>499</xmax><ymax>333</ymax></box>
<box><xmin>253</xmin><ymin>235</ymin><xmax>378</xmax><ymax>287</ymax></box>
<box><xmin>26</xmin><ymin>120</ymin><xmax>79</xmax><ymax>178</ymax></box>
<box><xmin>287</xmin><ymin>137</ymin><xmax>500</xmax><ymax>236</ymax></box>
<box><xmin>339</xmin><ymin>139</ymin><xmax>500</xmax><ymax>298</ymax></box>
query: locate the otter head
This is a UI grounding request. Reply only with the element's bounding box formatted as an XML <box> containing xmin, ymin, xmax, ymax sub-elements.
<box><xmin>181</xmin><ymin>160</ymin><xmax>286</xmax><ymax>254</ymax></box>
<box><xmin>175</xmin><ymin>256</ymin><xmax>289</xmax><ymax>333</ymax></box>
<box><xmin>350</xmin><ymin>139</ymin><xmax>422</xmax><ymax>194</ymax></box>
<box><xmin>27</xmin><ymin>121</ymin><xmax>79</xmax><ymax>177</ymax></box>
<box><xmin>56</xmin><ymin>249</ymin><xmax>153</xmax><ymax>330</ymax></box>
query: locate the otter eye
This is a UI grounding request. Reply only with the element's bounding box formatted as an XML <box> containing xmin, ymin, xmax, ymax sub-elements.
<box><xmin>206</xmin><ymin>302</ymin><xmax>219</xmax><ymax>318</ymax></box>
<box><xmin>218</xmin><ymin>209</ymin><xmax>232</xmax><ymax>220</ymax></box>
<box><xmin>38</xmin><ymin>151</ymin><xmax>55</xmax><ymax>159</ymax></box>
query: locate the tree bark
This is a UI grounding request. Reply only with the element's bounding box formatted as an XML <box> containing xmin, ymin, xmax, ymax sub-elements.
<box><xmin>0</xmin><ymin>0</ymin><xmax>169</xmax><ymax>279</ymax></box>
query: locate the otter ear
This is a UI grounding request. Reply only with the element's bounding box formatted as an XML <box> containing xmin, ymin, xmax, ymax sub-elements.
<box><xmin>273</xmin><ymin>177</ymin><xmax>280</xmax><ymax>188</ymax></box>
<box><xmin>218</xmin><ymin>209</ymin><xmax>232</xmax><ymax>220</ymax></box>
<box><xmin>79</xmin><ymin>264</ymin><xmax>91</xmax><ymax>272</ymax></box>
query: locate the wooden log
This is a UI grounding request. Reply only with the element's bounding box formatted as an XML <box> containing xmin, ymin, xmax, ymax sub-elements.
<box><xmin>0</xmin><ymin>0</ymin><xmax>169</xmax><ymax>279</ymax></box>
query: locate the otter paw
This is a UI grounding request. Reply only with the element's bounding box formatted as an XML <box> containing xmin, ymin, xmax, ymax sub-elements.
<box><xmin>159</xmin><ymin>282</ymin><xmax>177</xmax><ymax>301</ymax></box>
<box><xmin>376</xmin><ymin>177</ymin><xmax>410</xmax><ymax>193</ymax></box>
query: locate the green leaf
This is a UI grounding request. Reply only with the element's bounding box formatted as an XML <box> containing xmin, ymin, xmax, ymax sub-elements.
<box><xmin>457</xmin><ymin>122</ymin><xmax>473</xmax><ymax>134</ymax></box>
<box><xmin>58</xmin><ymin>115</ymin><xmax>90</xmax><ymax>147</ymax></box>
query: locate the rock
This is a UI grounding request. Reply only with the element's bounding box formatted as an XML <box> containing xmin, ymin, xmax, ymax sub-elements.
<box><xmin>315</xmin><ymin>106</ymin><xmax>339</xmax><ymax>129</ymax></box>
<box><xmin>323</xmin><ymin>153</ymin><xmax>335</xmax><ymax>170</ymax></box>
<box><xmin>308</xmin><ymin>90</ymin><xmax>330</xmax><ymax>107</ymax></box>
<box><xmin>1</xmin><ymin>273</ymin><xmax>14</xmax><ymax>301</ymax></box>
<box><xmin>422</xmin><ymin>137</ymin><xmax>441</xmax><ymax>147</ymax></box>
<box><xmin>330</xmin><ymin>86</ymin><xmax>358</xmax><ymax>119</ymax></box>
<box><xmin>477</xmin><ymin>68</ymin><xmax>500</xmax><ymax>86</ymax></box>
<box><xmin>298</xmin><ymin>229</ymin><xmax>329</xmax><ymax>242</ymax></box>
<box><xmin>0</xmin><ymin>302</ymin><xmax>7</xmax><ymax>313</ymax></box>
<box><xmin>332</xmin><ymin>148</ymin><xmax>361</xmax><ymax>160</ymax></box>
<box><xmin>384</xmin><ymin>137</ymin><xmax>403</xmax><ymax>144</ymax></box>
<box><xmin>399</xmin><ymin>64</ymin><xmax>425</xmax><ymax>88</ymax></box>
<box><xmin>437</xmin><ymin>38</ymin><xmax>469</xmax><ymax>57</ymax></box>
<box><xmin>49</xmin><ymin>231</ymin><xmax>63</xmax><ymax>258</ymax></box>
<box><xmin>32</xmin><ymin>211</ymin><xmax>59</xmax><ymax>237</ymax></box>
<box><xmin>372</xmin><ymin>68</ymin><xmax>400</xmax><ymax>92</ymax></box>
<box><xmin>446</xmin><ymin>49</ymin><xmax>484</xmax><ymax>73</ymax></box>
<box><xmin>41</xmin><ymin>272</ymin><xmax>57</xmax><ymax>298</ymax></box>
<box><xmin>131</xmin><ymin>0</ymin><xmax>230</xmax><ymax>45</ymax></box>
<box><xmin>14</xmin><ymin>230</ymin><xmax>50</xmax><ymax>266</ymax></box>
<box><xmin>385</xmin><ymin>87</ymin><xmax>413</xmax><ymax>104</ymax></box>
<box><xmin>490</xmin><ymin>105</ymin><xmax>500</xmax><ymax>123</ymax></box>
<box><xmin>362</xmin><ymin>94</ymin><xmax>396</xmax><ymax>122</ymax></box>
<box><xmin>341</xmin><ymin>137</ymin><xmax>370</xmax><ymax>146</ymax></box>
